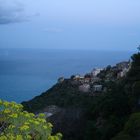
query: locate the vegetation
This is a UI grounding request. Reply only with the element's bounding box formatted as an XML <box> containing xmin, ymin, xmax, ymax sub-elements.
<box><xmin>22</xmin><ymin>50</ymin><xmax>140</xmax><ymax>140</ymax></box>
<box><xmin>0</xmin><ymin>100</ymin><xmax>62</xmax><ymax>140</ymax></box>
<box><xmin>112</xmin><ymin>112</ymin><xmax>140</xmax><ymax>140</ymax></box>
<box><xmin>85</xmin><ymin>50</ymin><xmax>140</xmax><ymax>140</ymax></box>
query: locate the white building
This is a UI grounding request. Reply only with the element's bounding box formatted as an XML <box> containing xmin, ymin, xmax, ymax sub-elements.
<box><xmin>91</xmin><ymin>68</ymin><xmax>103</xmax><ymax>77</ymax></box>
<box><xmin>79</xmin><ymin>84</ymin><xmax>90</xmax><ymax>92</ymax></box>
<box><xmin>73</xmin><ymin>74</ymin><xmax>81</xmax><ymax>80</ymax></box>
<box><xmin>91</xmin><ymin>77</ymin><xmax>101</xmax><ymax>83</ymax></box>
<box><xmin>93</xmin><ymin>85</ymin><xmax>103</xmax><ymax>92</ymax></box>
<box><xmin>117</xmin><ymin>67</ymin><xmax>129</xmax><ymax>78</ymax></box>
<box><xmin>58</xmin><ymin>77</ymin><xmax>64</xmax><ymax>83</ymax></box>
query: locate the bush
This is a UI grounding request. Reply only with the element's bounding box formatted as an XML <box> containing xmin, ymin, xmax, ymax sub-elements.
<box><xmin>132</xmin><ymin>81</ymin><xmax>140</xmax><ymax>97</ymax></box>
<box><xmin>111</xmin><ymin>132</ymin><xmax>133</xmax><ymax>140</ymax></box>
<box><xmin>124</xmin><ymin>113</ymin><xmax>140</xmax><ymax>137</ymax></box>
<box><xmin>0</xmin><ymin>100</ymin><xmax>62</xmax><ymax>140</ymax></box>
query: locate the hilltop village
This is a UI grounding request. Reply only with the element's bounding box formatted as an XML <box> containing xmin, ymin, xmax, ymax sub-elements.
<box><xmin>38</xmin><ymin>61</ymin><xmax>131</xmax><ymax>118</ymax></box>
<box><xmin>23</xmin><ymin>61</ymin><xmax>131</xmax><ymax>118</ymax></box>
<box><xmin>58</xmin><ymin>61</ymin><xmax>131</xmax><ymax>94</ymax></box>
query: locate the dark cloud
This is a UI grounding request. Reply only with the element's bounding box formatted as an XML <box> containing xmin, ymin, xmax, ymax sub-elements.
<box><xmin>0</xmin><ymin>0</ymin><xmax>27</xmax><ymax>24</ymax></box>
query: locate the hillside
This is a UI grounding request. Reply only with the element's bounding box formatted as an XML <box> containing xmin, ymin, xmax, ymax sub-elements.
<box><xmin>22</xmin><ymin>50</ymin><xmax>140</xmax><ymax>140</ymax></box>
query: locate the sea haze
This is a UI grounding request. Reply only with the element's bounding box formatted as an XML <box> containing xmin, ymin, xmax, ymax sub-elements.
<box><xmin>0</xmin><ymin>48</ymin><xmax>133</xmax><ymax>103</ymax></box>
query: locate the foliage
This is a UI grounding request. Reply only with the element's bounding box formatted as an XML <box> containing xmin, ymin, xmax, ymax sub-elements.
<box><xmin>111</xmin><ymin>133</ymin><xmax>133</xmax><ymax>140</ymax></box>
<box><xmin>124</xmin><ymin>113</ymin><xmax>140</xmax><ymax>137</ymax></box>
<box><xmin>22</xmin><ymin>50</ymin><xmax>140</xmax><ymax>140</ymax></box>
<box><xmin>0</xmin><ymin>100</ymin><xmax>62</xmax><ymax>140</ymax></box>
<box><xmin>132</xmin><ymin>81</ymin><xmax>140</xmax><ymax>97</ymax></box>
<box><xmin>22</xmin><ymin>81</ymin><xmax>96</xmax><ymax>112</ymax></box>
<box><xmin>127</xmin><ymin>52</ymin><xmax>140</xmax><ymax>82</ymax></box>
<box><xmin>111</xmin><ymin>112</ymin><xmax>140</xmax><ymax>140</ymax></box>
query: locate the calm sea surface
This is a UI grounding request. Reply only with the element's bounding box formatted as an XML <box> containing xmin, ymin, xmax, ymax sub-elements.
<box><xmin>0</xmin><ymin>48</ymin><xmax>133</xmax><ymax>103</ymax></box>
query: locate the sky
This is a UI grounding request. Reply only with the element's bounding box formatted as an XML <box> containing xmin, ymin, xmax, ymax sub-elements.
<box><xmin>0</xmin><ymin>0</ymin><xmax>140</xmax><ymax>51</ymax></box>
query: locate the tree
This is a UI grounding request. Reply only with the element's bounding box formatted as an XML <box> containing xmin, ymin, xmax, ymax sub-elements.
<box><xmin>112</xmin><ymin>113</ymin><xmax>140</xmax><ymax>140</ymax></box>
<box><xmin>124</xmin><ymin>113</ymin><xmax>140</xmax><ymax>137</ymax></box>
<box><xmin>111</xmin><ymin>133</ymin><xmax>132</xmax><ymax>140</ymax></box>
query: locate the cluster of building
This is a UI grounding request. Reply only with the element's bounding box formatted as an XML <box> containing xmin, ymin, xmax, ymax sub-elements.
<box><xmin>70</xmin><ymin>68</ymin><xmax>103</xmax><ymax>93</ymax></box>
<box><xmin>71</xmin><ymin>68</ymin><xmax>103</xmax><ymax>83</ymax></box>
<box><xmin>57</xmin><ymin>61</ymin><xmax>131</xmax><ymax>94</ymax></box>
<box><xmin>101</xmin><ymin>61</ymin><xmax>131</xmax><ymax>82</ymax></box>
<box><xmin>116</xmin><ymin>61</ymin><xmax>131</xmax><ymax>78</ymax></box>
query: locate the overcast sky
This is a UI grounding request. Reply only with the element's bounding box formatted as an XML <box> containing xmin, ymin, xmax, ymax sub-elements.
<box><xmin>0</xmin><ymin>0</ymin><xmax>140</xmax><ymax>51</ymax></box>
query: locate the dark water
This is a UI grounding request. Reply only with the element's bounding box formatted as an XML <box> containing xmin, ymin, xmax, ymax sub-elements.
<box><xmin>0</xmin><ymin>48</ymin><xmax>133</xmax><ymax>103</ymax></box>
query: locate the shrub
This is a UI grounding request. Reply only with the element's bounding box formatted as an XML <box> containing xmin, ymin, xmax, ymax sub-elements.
<box><xmin>0</xmin><ymin>100</ymin><xmax>62</xmax><ymax>140</ymax></box>
<box><xmin>124</xmin><ymin>113</ymin><xmax>140</xmax><ymax>137</ymax></box>
<box><xmin>111</xmin><ymin>132</ymin><xmax>133</xmax><ymax>140</ymax></box>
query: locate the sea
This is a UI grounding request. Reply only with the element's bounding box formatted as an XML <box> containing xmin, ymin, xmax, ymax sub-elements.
<box><xmin>0</xmin><ymin>48</ymin><xmax>134</xmax><ymax>103</ymax></box>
